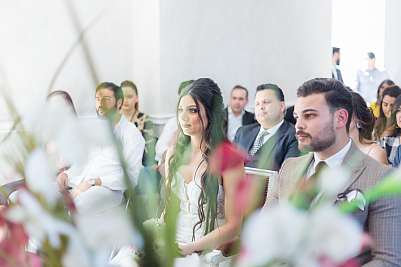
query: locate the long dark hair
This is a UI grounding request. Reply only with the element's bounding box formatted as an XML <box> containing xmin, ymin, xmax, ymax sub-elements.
<box><xmin>376</xmin><ymin>79</ymin><xmax>395</xmax><ymax>105</ymax></box>
<box><xmin>374</xmin><ymin>85</ymin><xmax>401</xmax><ymax>139</ymax></box>
<box><xmin>47</xmin><ymin>90</ymin><xmax>77</xmax><ymax>115</ymax></box>
<box><xmin>165</xmin><ymin>78</ymin><xmax>225</xmax><ymax>240</ymax></box>
<box><xmin>351</xmin><ymin>92</ymin><xmax>374</xmax><ymax>144</ymax></box>
<box><xmin>391</xmin><ymin>95</ymin><xmax>401</xmax><ymax>137</ymax></box>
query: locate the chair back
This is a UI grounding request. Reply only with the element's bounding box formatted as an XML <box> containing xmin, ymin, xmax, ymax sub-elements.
<box><xmin>244</xmin><ymin>167</ymin><xmax>278</xmax><ymax>207</ymax></box>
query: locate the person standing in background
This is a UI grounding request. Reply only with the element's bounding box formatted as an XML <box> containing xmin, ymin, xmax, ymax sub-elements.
<box><xmin>331</xmin><ymin>47</ymin><xmax>343</xmax><ymax>83</ymax></box>
<box><xmin>356</xmin><ymin>52</ymin><xmax>389</xmax><ymax>103</ymax></box>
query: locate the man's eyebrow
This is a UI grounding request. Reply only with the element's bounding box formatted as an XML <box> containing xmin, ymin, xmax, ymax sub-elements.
<box><xmin>293</xmin><ymin>108</ymin><xmax>319</xmax><ymax>116</ymax></box>
<box><xmin>300</xmin><ymin>108</ymin><xmax>318</xmax><ymax>113</ymax></box>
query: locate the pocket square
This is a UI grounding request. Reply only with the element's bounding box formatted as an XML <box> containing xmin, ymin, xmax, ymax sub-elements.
<box><xmin>336</xmin><ymin>189</ymin><xmax>366</xmax><ymax>211</ymax></box>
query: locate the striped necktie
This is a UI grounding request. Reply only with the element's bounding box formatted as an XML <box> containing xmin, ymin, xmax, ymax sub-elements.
<box><xmin>250</xmin><ymin>130</ymin><xmax>269</xmax><ymax>156</ymax></box>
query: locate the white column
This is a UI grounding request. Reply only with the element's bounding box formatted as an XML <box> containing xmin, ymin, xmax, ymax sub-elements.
<box><xmin>385</xmin><ymin>0</ymin><xmax>401</xmax><ymax>84</ymax></box>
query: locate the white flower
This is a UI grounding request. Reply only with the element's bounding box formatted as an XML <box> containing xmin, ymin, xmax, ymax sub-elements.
<box><xmin>318</xmin><ymin>167</ymin><xmax>350</xmax><ymax>198</ymax></box>
<box><xmin>239</xmin><ymin>203</ymin><xmax>363</xmax><ymax>267</ymax></box>
<box><xmin>62</xmin><ymin>232</ymin><xmax>93</xmax><ymax>267</ymax></box>
<box><xmin>25</xmin><ymin>148</ymin><xmax>59</xmax><ymax>204</ymax></box>
<box><xmin>24</xmin><ymin>99</ymin><xmax>75</xmax><ymax>144</ymax></box>
<box><xmin>238</xmin><ymin>202</ymin><xmax>308</xmax><ymax>267</ymax></box>
<box><xmin>109</xmin><ymin>246</ymin><xmax>138</xmax><ymax>267</ymax></box>
<box><xmin>174</xmin><ymin>254</ymin><xmax>202</xmax><ymax>267</ymax></box>
<box><xmin>302</xmin><ymin>205</ymin><xmax>362</xmax><ymax>264</ymax></box>
<box><xmin>75</xmin><ymin>207</ymin><xmax>141</xmax><ymax>251</ymax></box>
<box><xmin>6</xmin><ymin>190</ymin><xmax>72</xmax><ymax>247</ymax></box>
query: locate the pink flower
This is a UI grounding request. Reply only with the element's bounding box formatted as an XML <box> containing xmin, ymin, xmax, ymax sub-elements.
<box><xmin>319</xmin><ymin>256</ymin><xmax>360</xmax><ymax>267</ymax></box>
<box><xmin>0</xmin><ymin>209</ymin><xmax>41</xmax><ymax>267</ymax></box>
<box><xmin>235</xmin><ymin>175</ymin><xmax>254</xmax><ymax>217</ymax></box>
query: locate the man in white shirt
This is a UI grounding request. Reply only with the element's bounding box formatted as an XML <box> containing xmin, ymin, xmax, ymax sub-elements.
<box><xmin>223</xmin><ymin>85</ymin><xmax>256</xmax><ymax>141</ymax></box>
<box><xmin>234</xmin><ymin>84</ymin><xmax>299</xmax><ymax>171</ymax></box>
<box><xmin>265</xmin><ymin>78</ymin><xmax>401</xmax><ymax>266</ymax></box>
<box><xmin>57</xmin><ymin>82</ymin><xmax>145</xmax><ymax>214</ymax></box>
<box><xmin>356</xmin><ymin>52</ymin><xmax>389</xmax><ymax>103</ymax></box>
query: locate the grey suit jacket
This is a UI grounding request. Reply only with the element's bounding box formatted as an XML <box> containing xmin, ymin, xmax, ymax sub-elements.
<box><xmin>265</xmin><ymin>142</ymin><xmax>401</xmax><ymax>267</ymax></box>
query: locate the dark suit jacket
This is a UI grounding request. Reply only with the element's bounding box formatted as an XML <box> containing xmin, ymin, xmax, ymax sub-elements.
<box><xmin>332</xmin><ymin>68</ymin><xmax>344</xmax><ymax>83</ymax></box>
<box><xmin>234</xmin><ymin>121</ymin><xmax>300</xmax><ymax>171</ymax></box>
<box><xmin>265</xmin><ymin>142</ymin><xmax>401</xmax><ymax>266</ymax></box>
<box><xmin>223</xmin><ymin>107</ymin><xmax>256</xmax><ymax>137</ymax></box>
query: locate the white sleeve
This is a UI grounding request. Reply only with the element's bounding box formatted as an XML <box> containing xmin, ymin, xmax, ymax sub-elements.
<box><xmin>100</xmin><ymin>125</ymin><xmax>145</xmax><ymax>190</ymax></box>
<box><xmin>155</xmin><ymin>117</ymin><xmax>177</xmax><ymax>162</ymax></box>
<box><xmin>122</xmin><ymin>126</ymin><xmax>145</xmax><ymax>187</ymax></box>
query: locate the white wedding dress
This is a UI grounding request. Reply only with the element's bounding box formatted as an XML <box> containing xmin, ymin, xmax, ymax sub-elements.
<box><xmin>110</xmin><ymin>173</ymin><xmax>226</xmax><ymax>267</ymax></box>
<box><xmin>174</xmin><ymin>173</ymin><xmax>225</xmax><ymax>244</ymax></box>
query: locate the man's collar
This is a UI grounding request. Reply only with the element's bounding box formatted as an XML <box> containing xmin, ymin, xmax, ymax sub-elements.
<box><xmin>313</xmin><ymin>139</ymin><xmax>352</xmax><ymax>168</ymax></box>
<box><xmin>228</xmin><ymin>106</ymin><xmax>245</xmax><ymax>117</ymax></box>
<box><xmin>260</xmin><ymin>119</ymin><xmax>284</xmax><ymax>133</ymax></box>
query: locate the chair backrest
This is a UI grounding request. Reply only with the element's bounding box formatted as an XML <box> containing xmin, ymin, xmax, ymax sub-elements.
<box><xmin>244</xmin><ymin>167</ymin><xmax>278</xmax><ymax>207</ymax></box>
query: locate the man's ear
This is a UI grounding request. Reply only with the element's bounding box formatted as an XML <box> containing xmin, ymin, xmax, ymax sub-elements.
<box><xmin>335</xmin><ymin>108</ymin><xmax>349</xmax><ymax>129</ymax></box>
<box><xmin>280</xmin><ymin>102</ymin><xmax>286</xmax><ymax>114</ymax></box>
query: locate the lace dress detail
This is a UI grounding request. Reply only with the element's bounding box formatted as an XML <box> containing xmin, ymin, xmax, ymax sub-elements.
<box><xmin>173</xmin><ymin>173</ymin><xmax>225</xmax><ymax>244</ymax></box>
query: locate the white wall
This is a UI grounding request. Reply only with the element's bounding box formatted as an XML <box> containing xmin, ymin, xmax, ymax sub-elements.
<box><xmin>385</xmin><ymin>0</ymin><xmax>401</xmax><ymax>85</ymax></box>
<box><xmin>160</xmin><ymin>0</ymin><xmax>332</xmax><ymax>112</ymax></box>
<box><xmin>0</xmin><ymin>0</ymin><xmax>134</xmax><ymax>120</ymax></box>
<box><xmin>332</xmin><ymin>0</ymin><xmax>386</xmax><ymax>88</ymax></box>
<box><xmin>0</xmin><ymin>0</ymin><xmax>333</xmax><ymax>135</ymax></box>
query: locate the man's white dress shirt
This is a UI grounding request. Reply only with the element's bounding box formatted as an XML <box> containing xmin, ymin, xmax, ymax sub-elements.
<box><xmin>67</xmin><ymin>116</ymin><xmax>145</xmax><ymax>190</ymax></box>
<box><xmin>254</xmin><ymin>120</ymin><xmax>284</xmax><ymax>147</ymax></box>
<box><xmin>308</xmin><ymin>139</ymin><xmax>352</xmax><ymax>177</ymax></box>
<box><xmin>227</xmin><ymin>107</ymin><xmax>244</xmax><ymax>142</ymax></box>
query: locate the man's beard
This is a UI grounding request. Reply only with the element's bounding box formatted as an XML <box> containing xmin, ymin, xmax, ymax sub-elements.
<box><xmin>298</xmin><ymin>123</ymin><xmax>336</xmax><ymax>152</ymax></box>
<box><xmin>336</xmin><ymin>59</ymin><xmax>340</xmax><ymax>66</ymax></box>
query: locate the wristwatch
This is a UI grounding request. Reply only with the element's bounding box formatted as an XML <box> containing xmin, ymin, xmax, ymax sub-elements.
<box><xmin>89</xmin><ymin>179</ymin><xmax>97</xmax><ymax>186</ymax></box>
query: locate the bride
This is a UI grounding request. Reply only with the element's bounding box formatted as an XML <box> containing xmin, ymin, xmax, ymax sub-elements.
<box><xmin>164</xmin><ymin>78</ymin><xmax>244</xmax><ymax>256</ymax></box>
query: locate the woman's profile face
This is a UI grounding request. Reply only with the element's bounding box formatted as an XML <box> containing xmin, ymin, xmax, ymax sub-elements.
<box><xmin>396</xmin><ymin>110</ymin><xmax>401</xmax><ymax>129</ymax></box>
<box><xmin>122</xmin><ymin>86</ymin><xmax>138</xmax><ymax>113</ymax></box>
<box><xmin>178</xmin><ymin>95</ymin><xmax>208</xmax><ymax>137</ymax></box>
<box><xmin>382</xmin><ymin>95</ymin><xmax>396</xmax><ymax>119</ymax></box>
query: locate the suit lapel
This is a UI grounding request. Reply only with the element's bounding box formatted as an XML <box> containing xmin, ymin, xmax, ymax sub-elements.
<box><xmin>337</xmin><ymin>142</ymin><xmax>366</xmax><ymax>195</ymax></box>
<box><xmin>245</xmin><ymin>125</ymin><xmax>261</xmax><ymax>152</ymax></box>
<box><xmin>282</xmin><ymin>142</ymin><xmax>367</xmax><ymax>203</ymax></box>
<box><xmin>283</xmin><ymin>153</ymin><xmax>314</xmax><ymax>198</ymax></box>
<box><xmin>257</xmin><ymin>121</ymin><xmax>288</xmax><ymax>155</ymax></box>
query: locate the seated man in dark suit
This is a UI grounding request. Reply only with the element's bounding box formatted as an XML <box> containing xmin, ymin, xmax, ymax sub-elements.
<box><xmin>234</xmin><ymin>83</ymin><xmax>300</xmax><ymax>171</ymax></box>
<box><xmin>224</xmin><ymin>85</ymin><xmax>256</xmax><ymax>141</ymax></box>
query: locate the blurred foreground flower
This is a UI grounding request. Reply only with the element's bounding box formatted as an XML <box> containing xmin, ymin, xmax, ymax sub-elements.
<box><xmin>238</xmin><ymin>202</ymin><xmax>363</xmax><ymax>267</ymax></box>
<box><xmin>209</xmin><ymin>141</ymin><xmax>248</xmax><ymax>176</ymax></box>
<box><xmin>0</xmin><ymin>208</ymin><xmax>42</xmax><ymax>267</ymax></box>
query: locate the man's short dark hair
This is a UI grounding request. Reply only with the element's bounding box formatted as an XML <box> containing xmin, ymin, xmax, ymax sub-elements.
<box><xmin>297</xmin><ymin>78</ymin><xmax>353</xmax><ymax>131</ymax></box>
<box><xmin>231</xmin><ymin>85</ymin><xmax>249</xmax><ymax>99</ymax></box>
<box><xmin>256</xmin><ymin>83</ymin><xmax>285</xmax><ymax>102</ymax></box>
<box><xmin>95</xmin><ymin>82</ymin><xmax>123</xmax><ymax>102</ymax></box>
<box><xmin>367</xmin><ymin>52</ymin><xmax>375</xmax><ymax>59</ymax></box>
<box><xmin>332</xmin><ymin>47</ymin><xmax>340</xmax><ymax>55</ymax></box>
